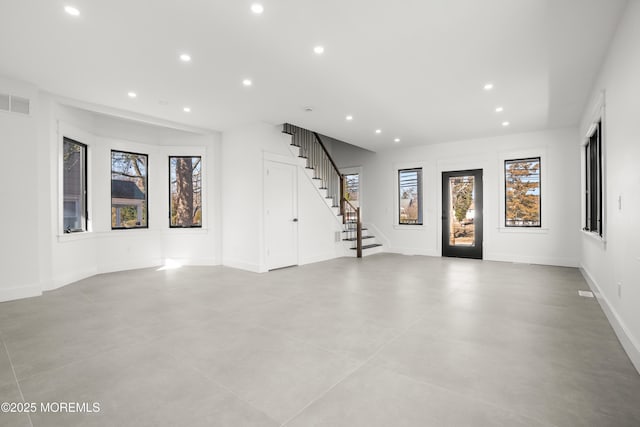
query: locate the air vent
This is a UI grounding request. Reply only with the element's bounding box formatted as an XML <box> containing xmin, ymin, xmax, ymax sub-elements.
<box><xmin>0</xmin><ymin>93</ymin><xmax>31</xmax><ymax>115</ymax></box>
<box><xmin>578</xmin><ymin>290</ymin><xmax>594</xmax><ymax>298</ymax></box>
<box><xmin>0</xmin><ymin>93</ymin><xmax>9</xmax><ymax>111</ymax></box>
<box><xmin>10</xmin><ymin>96</ymin><xmax>30</xmax><ymax>115</ymax></box>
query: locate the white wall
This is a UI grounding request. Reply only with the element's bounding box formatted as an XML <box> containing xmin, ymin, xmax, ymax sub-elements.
<box><xmin>44</xmin><ymin>101</ymin><xmax>222</xmax><ymax>290</ymax></box>
<box><xmin>0</xmin><ymin>87</ymin><xmax>224</xmax><ymax>301</ymax></box>
<box><xmin>334</xmin><ymin>127</ymin><xmax>581</xmax><ymax>266</ymax></box>
<box><xmin>0</xmin><ymin>76</ymin><xmax>41</xmax><ymax>301</ymax></box>
<box><xmin>579</xmin><ymin>0</ymin><xmax>640</xmax><ymax>372</ymax></box>
<box><xmin>221</xmin><ymin>123</ymin><xmax>345</xmax><ymax>272</ymax></box>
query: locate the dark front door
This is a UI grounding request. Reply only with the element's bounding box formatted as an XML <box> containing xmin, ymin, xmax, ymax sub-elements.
<box><xmin>442</xmin><ymin>169</ymin><xmax>483</xmax><ymax>259</ymax></box>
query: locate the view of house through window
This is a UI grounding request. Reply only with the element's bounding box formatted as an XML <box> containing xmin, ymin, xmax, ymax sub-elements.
<box><xmin>111</xmin><ymin>150</ymin><xmax>148</xmax><ymax>229</ymax></box>
<box><xmin>63</xmin><ymin>137</ymin><xmax>87</xmax><ymax>232</ymax></box>
<box><xmin>505</xmin><ymin>157</ymin><xmax>541</xmax><ymax>227</ymax></box>
<box><xmin>169</xmin><ymin>156</ymin><xmax>202</xmax><ymax>227</ymax></box>
<box><xmin>585</xmin><ymin>120</ymin><xmax>603</xmax><ymax>236</ymax></box>
<box><xmin>344</xmin><ymin>173</ymin><xmax>359</xmax><ymax>208</ymax></box>
<box><xmin>399</xmin><ymin>168</ymin><xmax>423</xmax><ymax>225</ymax></box>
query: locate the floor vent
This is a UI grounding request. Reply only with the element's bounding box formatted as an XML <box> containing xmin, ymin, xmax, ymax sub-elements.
<box><xmin>578</xmin><ymin>290</ymin><xmax>594</xmax><ymax>298</ymax></box>
<box><xmin>0</xmin><ymin>93</ymin><xmax>31</xmax><ymax>115</ymax></box>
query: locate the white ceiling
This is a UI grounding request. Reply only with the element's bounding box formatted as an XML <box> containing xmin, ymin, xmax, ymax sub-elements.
<box><xmin>0</xmin><ymin>0</ymin><xmax>627</xmax><ymax>150</ymax></box>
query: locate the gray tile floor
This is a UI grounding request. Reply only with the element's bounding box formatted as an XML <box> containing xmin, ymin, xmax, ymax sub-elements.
<box><xmin>1</xmin><ymin>254</ymin><xmax>639</xmax><ymax>426</ymax></box>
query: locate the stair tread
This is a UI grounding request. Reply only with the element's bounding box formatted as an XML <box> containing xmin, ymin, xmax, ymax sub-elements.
<box><xmin>351</xmin><ymin>243</ymin><xmax>383</xmax><ymax>250</ymax></box>
<box><xmin>343</xmin><ymin>236</ymin><xmax>374</xmax><ymax>241</ymax></box>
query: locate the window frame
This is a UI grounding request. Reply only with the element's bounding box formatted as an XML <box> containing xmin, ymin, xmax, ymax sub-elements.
<box><xmin>504</xmin><ymin>157</ymin><xmax>541</xmax><ymax>228</ymax></box>
<box><xmin>111</xmin><ymin>149</ymin><xmax>149</xmax><ymax>230</ymax></box>
<box><xmin>584</xmin><ymin>120</ymin><xmax>603</xmax><ymax>237</ymax></box>
<box><xmin>62</xmin><ymin>137</ymin><xmax>88</xmax><ymax>233</ymax></box>
<box><xmin>168</xmin><ymin>155</ymin><xmax>203</xmax><ymax>228</ymax></box>
<box><xmin>398</xmin><ymin>167</ymin><xmax>424</xmax><ymax>226</ymax></box>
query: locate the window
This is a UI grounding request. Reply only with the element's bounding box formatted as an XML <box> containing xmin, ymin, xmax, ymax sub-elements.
<box><xmin>398</xmin><ymin>168</ymin><xmax>423</xmax><ymax>225</ymax></box>
<box><xmin>584</xmin><ymin>120</ymin><xmax>603</xmax><ymax>236</ymax></box>
<box><xmin>111</xmin><ymin>150</ymin><xmax>148</xmax><ymax>229</ymax></box>
<box><xmin>169</xmin><ymin>156</ymin><xmax>202</xmax><ymax>227</ymax></box>
<box><xmin>344</xmin><ymin>173</ymin><xmax>359</xmax><ymax>208</ymax></box>
<box><xmin>63</xmin><ymin>138</ymin><xmax>87</xmax><ymax>232</ymax></box>
<box><xmin>505</xmin><ymin>157</ymin><xmax>541</xmax><ymax>227</ymax></box>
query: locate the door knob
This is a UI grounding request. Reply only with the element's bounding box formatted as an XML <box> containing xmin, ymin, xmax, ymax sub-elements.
<box><xmin>292</xmin><ymin>218</ymin><xmax>298</xmax><ymax>222</ymax></box>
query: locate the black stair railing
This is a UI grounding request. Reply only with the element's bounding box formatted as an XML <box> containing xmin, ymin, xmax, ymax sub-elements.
<box><xmin>282</xmin><ymin>123</ymin><xmax>363</xmax><ymax>258</ymax></box>
<box><xmin>343</xmin><ymin>199</ymin><xmax>362</xmax><ymax>258</ymax></box>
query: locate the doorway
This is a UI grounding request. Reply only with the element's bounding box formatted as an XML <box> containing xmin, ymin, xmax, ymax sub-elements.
<box><xmin>442</xmin><ymin>169</ymin><xmax>483</xmax><ymax>259</ymax></box>
<box><xmin>265</xmin><ymin>160</ymin><xmax>298</xmax><ymax>270</ymax></box>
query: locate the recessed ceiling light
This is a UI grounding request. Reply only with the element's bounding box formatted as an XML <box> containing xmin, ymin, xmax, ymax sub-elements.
<box><xmin>127</xmin><ymin>92</ymin><xmax>137</xmax><ymax>98</ymax></box>
<box><xmin>251</xmin><ymin>3</ymin><xmax>264</xmax><ymax>14</ymax></box>
<box><xmin>314</xmin><ymin>46</ymin><xmax>325</xmax><ymax>55</ymax></box>
<box><xmin>179</xmin><ymin>53</ymin><xmax>191</xmax><ymax>62</ymax></box>
<box><xmin>394</xmin><ymin>138</ymin><xmax>401</xmax><ymax>143</ymax></box>
<box><xmin>242</xmin><ymin>79</ymin><xmax>252</xmax><ymax>87</ymax></box>
<box><xmin>346</xmin><ymin>115</ymin><xmax>353</xmax><ymax>121</ymax></box>
<box><xmin>183</xmin><ymin>107</ymin><xmax>191</xmax><ymax>113</ymax></box>
<box><xmin>502</xmin><ymin>121</ymin><xmax>510</xmax><ymax>127</ymax></box>
<box><xmin>375</xmin><ymin>129</ymin><xmax>382</xmax><ymax>134</ymax></box>
<box><xmin>495</xmin><ymin>106</ymin><xmax>504</xmax><ymax>113</ymax></box>
<box><xmin>484</xmin><ymin>83</ymin><xmax>494</xmax><ymax>91</ymax></box>
<box><xmin>64</xmin><ymin>5</ymin><xmax>80</xmax><ymax>16</ymax></box>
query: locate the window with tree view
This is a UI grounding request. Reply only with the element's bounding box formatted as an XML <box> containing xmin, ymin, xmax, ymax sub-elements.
<box><xmin>169</xmin><ymin>156</ymin><xmax>202</xmax><ymax>227</ymax></box>
<box><xmin>63</xmin><ymin>138</ymin><xmax>87</xmax><ymax>232</ymax></box>
<box><xmin>505</xmin><ymin>157</ymin><xmax>540</xmax><ymax>227</ymax></box>
<box><xmin>399</xmin><ymin>168</ymin><xmax>423</xmax><ymax>225</ymax></box>
<box><xmin>344</xmin><ymin>173</ymin><xmax>359</xmax><ymax>208</ymax></box>
<box><xmin>111</xmin><ymin>150</ymin><xmax>148</xmax><ymax>229</ymax></box>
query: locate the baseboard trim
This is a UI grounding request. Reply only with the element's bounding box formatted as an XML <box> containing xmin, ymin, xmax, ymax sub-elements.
<box><xmin>160</xmin><ymin>258</ymin><xmax>219</xmax><ymax>267</ymax></box>
<box><xmin>487</xmin><ymin>253</ymin><xmax>578</xmax><ymax>267</ymax></box>
<box><xmin>98</xmin><ymin>259</ymin><xmax>162</xmax><ymax>275</ymax></box>
<box><xmin>299</xmin><ymin>252</ymin><xmax>340</xmax><ymax>266</ymax></box>
<box><xmin>386</xmin><ymin>247</ymin><xmax>438</xmax><ymax>257</ymax></box>
<box><xmin>48</xmin><ymin>268</ymin><xmax>98</xmax><ymax>291</ymax></box>
<box><xmin>580</xmin><ymin>265</ymin><xmax>640</xmax><ymax>374</ymax></box>
<box><xmin>0</xmin><ymin>284</ymin><xmax>42</xmax><ymax>302</ymax></box>
<box><xmin>222</xmin><ymin>258</ymin><xmax>263</xmax><ymax>273</ymax></box>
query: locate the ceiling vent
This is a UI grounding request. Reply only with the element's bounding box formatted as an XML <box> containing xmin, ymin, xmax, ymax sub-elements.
<box><xmin>0</xmin><ymin>93</ymin><xmax>31</xmax><ymax>115</ymax></box>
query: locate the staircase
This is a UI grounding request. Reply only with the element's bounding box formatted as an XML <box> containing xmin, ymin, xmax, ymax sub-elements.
<box><xmin>282</xmin><ymin>123</ymin><xmax>383</xmax><ymax>257</ymax></box>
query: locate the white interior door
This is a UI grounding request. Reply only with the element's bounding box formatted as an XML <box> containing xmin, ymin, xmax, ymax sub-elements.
<box><xmin>265</xmin><ymin>160</ymin><xmax>298</xmax><ymax>270</ymax></box>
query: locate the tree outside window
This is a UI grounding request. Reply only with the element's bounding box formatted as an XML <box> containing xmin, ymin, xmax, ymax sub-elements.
<box><xmin>399</xmin><ymin>168</ymin><xmax>423</xmax><ymax>225</ymax></box>
<box><xmin>111</xmin><ymin>150</ymin><xmax>148</xmax><ymax>229</ymax></box>
<box><xmin>505</xmin><ymin>158</ymin><xmax>540</xmax><ymax>227</ymax></box>
<box><xmin>169</xmin><ymin>156</ymin><xmax>202</xmax><ymax>227</ymax></box>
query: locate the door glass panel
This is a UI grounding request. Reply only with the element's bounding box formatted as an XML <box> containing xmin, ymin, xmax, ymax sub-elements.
<box><xmin>448</xmin><ymin>175</ymin><xmax>475</xmax><ymax>247</ymax></box>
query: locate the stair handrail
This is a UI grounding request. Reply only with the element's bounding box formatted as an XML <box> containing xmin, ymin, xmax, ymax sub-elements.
<box><xmin>311</xmin><ymin>132</ymin><xmax>345</xmax><ymax>217</ymax></box>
